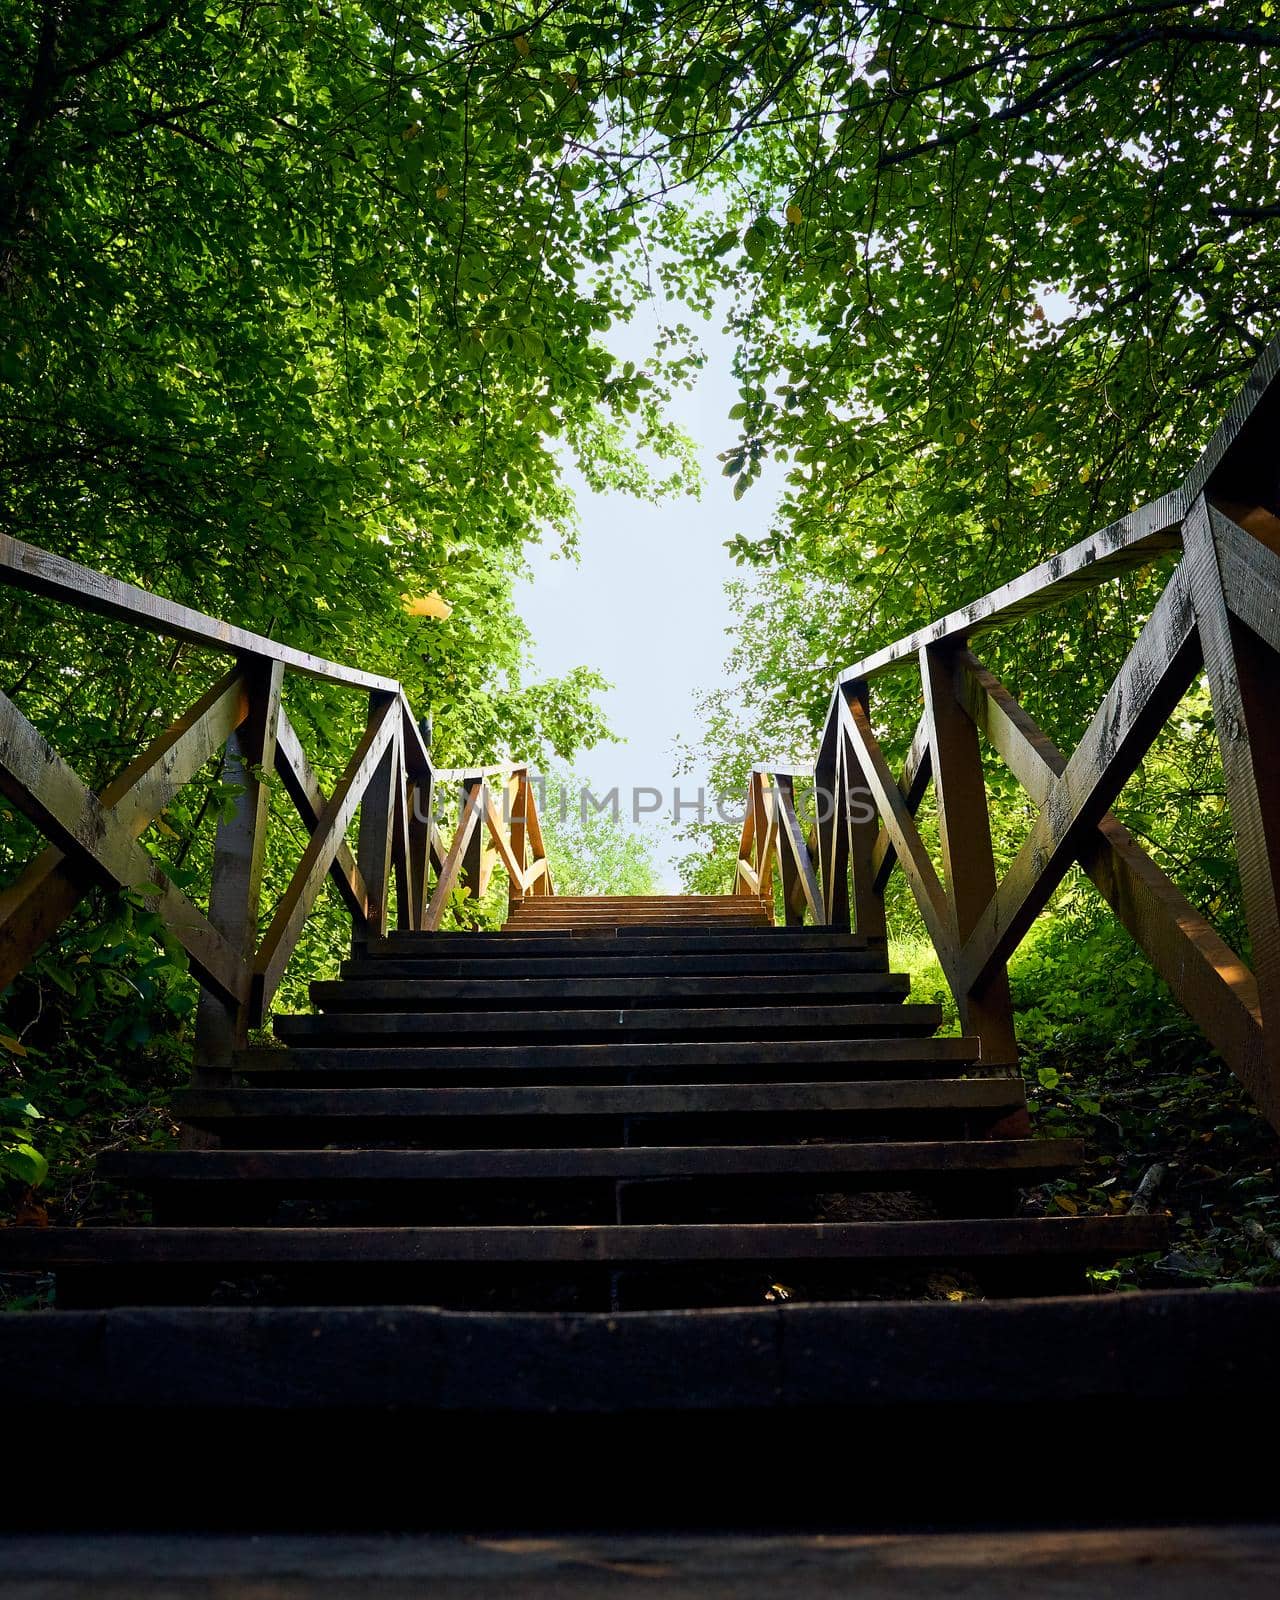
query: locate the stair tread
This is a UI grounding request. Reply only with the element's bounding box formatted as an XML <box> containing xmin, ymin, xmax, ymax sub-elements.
<box><xmin>101</xmin><ymin>1138</ymin><xmax>1083</xmax><ymax>1182</ymax></box>
<box><xmin>310</xmin><ymin>974</ymin><xmax>910</xmax><ymax>1008</ymax></box>
<box><xmin>275</xmin><ymin>1003</ymin><xmax>943</xmax><ymax>1040</ymax></box>
<box><xmin>236</xmin><ymin>1037</ymin><xmax>983</xmax><ymax>1076</ymax></box>
<box><xmin>174</xmin><ymin>1078</ymin><xmax>1025</xmax><ymax>1117</ymax></box>
<box><xmin>373</xmin><ymin>930</ymin><xmax>872</xmax><ymax>951</ymax></box>
<box><xmin>341</xmin><ymin>952</ymin><xmax>888</xmax><ymax>979</ymax></box>
<box><xmin>0</xmin><ymin>1216</ymin><xmax>1167</xmax><ymax>1264</ymax></box>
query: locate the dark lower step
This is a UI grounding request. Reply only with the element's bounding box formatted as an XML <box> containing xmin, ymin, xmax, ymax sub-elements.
<box><xmin>101</xmin><ymin>1138</ymin><xmax>1081</xmax><ymax>1187</ymax></box>
<box><xmin>173</xmin><ymin>1079</ymin><xmax>1025</xmax><ymax>1123</ymax></box>
<box><xmin>371</xmin><ymin>929</ymin><xmax>874</xmax><ymax>955</ymax></box>
<box><xmin>341</xmin><ymin>950</ymin><xmax>889</xmax><ymax>979</ymax></box>
<box><xmin>2</xmin><ymin>1291</ymin><xmax>1266</xmax><ymax>1412</ymax></box>
<box><xmin>309</xmin><ymin>973</ymin><xmax>910</xmax><ymax>1011</ymax></box>
<box><xmin>0</xmin><ymin>1216</ymin><xmax>1165</xmax><ymax>1269</ymax></box>
<box><xmin>275</xmin><ymin>1003</ymin><xmax>941</xmax><ymax>1045</ymax></box>
<box><xmin>235</xmin><ymin>1036</ymin><xmax>982</xmax><ymax>1084</ymax></box>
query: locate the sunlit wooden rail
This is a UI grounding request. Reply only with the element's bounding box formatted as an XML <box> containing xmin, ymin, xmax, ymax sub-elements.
<box><xmin>738</xmin><ymin>338</ymin><xmax>1280</xmax><ymax>1130</ymax></box>
<box><xmin>0</xmin><ymin>534</ymin><xmax>551</xmax><ymax>1069</ymax></box>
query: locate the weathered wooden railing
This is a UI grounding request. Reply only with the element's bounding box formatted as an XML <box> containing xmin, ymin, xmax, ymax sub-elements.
<box><xmin>737</xmin><ymin>338</ymin><xmax>1280</xmax><ymax>1131</ymax></box>
<box><xmin>0</xmin><ymin>535</ymin><xmax>551</xmax><ymax>1070</ymax></box>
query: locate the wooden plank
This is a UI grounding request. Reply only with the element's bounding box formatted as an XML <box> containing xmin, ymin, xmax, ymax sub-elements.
<box><xmin>484</xmin><ymin>781</ymin><xmax>528</xmax><ymax>893</ymax></box>
<box><xmin>839</xmin><ymin>692</ymin><xmax>955</xmax><ymax>977</ymax></box>
<box><xmin>238</xmin><ymin>1035</ymin><xmax>979</xmax><ymax>1075</ymax></box>
<box><xmin>343</xmin><ymin>950</ymin><xmax>889</xmax><ymax>978</ymax></box>
<box><xmin>774</xmin><ymin>775</ymin><xmax>825</xmax><ymax>925</ymax></box>
<box><xmin>522</xmin><ymin>776</ymin><xmax>553</xmax><ymax>895</ymax></box>
<box><xmin>920</xmin><ymin>642</ymin><xmax>1016</xmax><ymax>1065</ymax></box>
<box><xmin>1185</xmin><ymin>499</ymin><xmax>1280</xmax><ymax>1125</ymax></box>
<box><xmin>836</xmin><ymin>492</ymin><xmax>1185</xmax><ymax>686</ymax></box>
<box><xmin>272</xmin><ymin>710</ymin><xmax>370</xmax><ymax>926</ymax></box>
<box><xmin>353</xmin><ymin>693</ymin><xmax>399</xmax><ymax>940</ymax></box>
<box><xmin>0</xmin><ymin>668</ymin><xmax>249</xmax><ymax>993</ymax></box>
<box><xmin>1212</xmin><ymin>504</ymin><xmax>1280</xmax><ymax>656</ymax></box>
<box><xmin>957</xmin><ymin>649</ymin><xmax>1266</xmax><ymax>1101</ymax></box>
<box><xmin>0</xmin><ymin>1216</ymin><xmax>1166</xmax><ymax>1267</ymax></box>
<box><xmin>102</xmin><ymin>1139</ymin><xmax>1083</xmax><ymax>1185</ymax></box>
<box><xmin>869</xmin><ymin>714</ymin><xmax>932</xmax><ymax>892</ymax></box>
<box><xmin>172</xmin><ymin>1077</ymin><xmax>1025</xmax><ymax>1120</ymax></box>
<box><xmin>375</xmin><ymin>929</ymin><xmax>871</xmax><ymax>956</ymax></box>
<box><xmin>251</xmin><ymin>697</ymin><xmax>398</xmax><ymax>1016</ymax></box>
<box><xmin>422</xmin><ymin>784</ymin><xmax>485</xmax><ymax>931</ymax></box>
<box><xmin>390</xmin><ymin>739</ymin><xmax>413</xmax><ymax>931</ymax></box>
<box><xmin>277</xmin><ymin>1002</ymin><xmax>946</xmax><ymax>1041</ymax></box>
<box><xmin>959</xmin><ymin>561</ymin><xmax>1202</xmax><ymax>993</ymax></box>
<box><xmin>815</xmin><ymin>712</ymin><xmax>847</xmax><ymax>929</ymax></box>
<box><xmin>840</xmin><ymin>683</ymin><xmax>889</xmax><ymax>945</ymax></box>
<box><xmin>0</xmin><ymin>531</ymin><xmax>399</xmax><ymax>693</ymax></box>
<box><xmin>4</xmin><ymin>1291</ymin><xmax>1277</xmax><ymax>1416</ymax></box>
<box><xmin>0</xmin><ymin>688</ymin><xmax>248</xmax><ymax>1005</ymax></box>
<box><xmin>196</xmin><ymin>659</ymin><xmax>284</xmax><ymax>1064</ymax></box>
<box><xmin>1190</xmin><ymin>332</ymin><xmax>1280</xmax><ymax>499</ymax></box>
<box><xmin>310</xmin><ymin>973</ymin><xmax>910</xmax><ymax>1008</ymax></box>
<box><xmin>398</xmin><ymin>693</ymin><xmax>434</xmax><ymax>780</ymax></box>
<box><xmin>507</xmin><ymin>769</ymin><xmax>529</xmax><ymax>908</ymax></box>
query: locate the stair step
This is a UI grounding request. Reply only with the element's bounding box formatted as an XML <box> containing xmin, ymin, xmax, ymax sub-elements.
<box><xmin>340</xmin><ymin>951</ymin><xmax>889</xmax><ymax>979</ymax></box>
<box><xmin>101</xmin><ymin>1139</ymin><xmax>1082</xmax><ymax>1186</ymax></box>
<box><xmin>275</xmin><ymin>1003</ymin><xmax>941</xmax><ymax>1044</ymax></box>
<box><xmin>369</xmin><ymin>929</ymin><xmax>872</xmax><ymax>955</ymax></box>
<box><xmin>0</xmin><ymin>1216</ymin><xmax>1167</xmax><ymax>1268</ymax></box>
<box><xmin>174</xmin><ymin>1078</ymin><xmax>1025</xmax><ymax>1122</ymax></box>
<box><xmin>236</xmin><ymin>1036</ymin><xmax>982</xmax><ymax>1082</ymax></box>
<box><xmin>309</xmin><ymin>974</ymin><xmax>910</xmax><ymax>1011</ymax></box>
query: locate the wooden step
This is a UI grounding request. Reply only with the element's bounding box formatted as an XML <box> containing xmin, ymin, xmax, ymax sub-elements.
<box><xmin>309</xmin><ymin>973</ymin><xmax>911</xmax><ymax>1011</ymax></box>
<box><xmin>0</xmin><ymin>1216</ymin><xmax>1167</xmax><ymax>1269</ymax></box>
<box><xmin>340</xmin><ymin>950</ymin><xmax>889</xmax><ymax>980</ymax></box>
<box><xmin>101</xmin><ymin>1138</ymin><xmax>1083</xmax><ymax>1187</ymax></box>
<box><xmin>174</xmin><ymin>1078</ymin><xmax>1026</xmax><ymax>1123</ymax></box>
<box><xmin>274</xmin><ymin>1003</ymin><xmax>942</xmax><ymax>1045</ymax></box>
<box><xmin>235</xmin><ymin>1036</ymin><xmax>983</xmax><ymax>1082</ymax></box>
<box><xmin>499</xmin><ymin>922</ymin><xmax>775</xmax><ymax>936</ymax></box>
<box><xmin>369</xmin><ymin>929</ymin><xmax>872</xmax><ymax>955</ymax></box>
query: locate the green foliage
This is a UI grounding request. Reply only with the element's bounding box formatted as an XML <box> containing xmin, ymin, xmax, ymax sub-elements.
<box><xmin>535</xmin><ymin>769</ymin><xmax>661</xmax><ymax>897</ymax></box>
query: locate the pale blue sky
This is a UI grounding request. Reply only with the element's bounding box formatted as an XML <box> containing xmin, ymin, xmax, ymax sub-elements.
<box><xmin>516</xmin><ymin>299</ymin><xmax>787</xmax><ymax>886</ymax></box>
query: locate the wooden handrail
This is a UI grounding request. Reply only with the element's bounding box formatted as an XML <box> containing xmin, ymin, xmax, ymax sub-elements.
<box><xmin>739</xmin><ymin>335</ymin><xmax>1280</xmax><ymax>1130</ymax></box>
<box><xmin>0</xmin><ymin>538</ymin><xmax>552</xmax><ymax>1071</ymax></box>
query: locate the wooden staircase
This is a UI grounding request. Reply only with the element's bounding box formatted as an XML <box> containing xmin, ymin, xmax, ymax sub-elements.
<box><xmin>1</xmin><ymin>895</ymin><xmax>1165</xmax><ymax>1311</ymax></box>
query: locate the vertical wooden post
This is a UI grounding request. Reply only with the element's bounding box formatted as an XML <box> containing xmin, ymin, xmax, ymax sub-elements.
<box><xmin>919</xmin><ymin>642</ymin><xmax>1017</xmax><ymax>1066</ymax></box>
<box><xmin>841</xmin><ymin>682</ymin><xmax>888</xmax><ymax>949</ymax></box>
<box><xmin>509</xmin><ymin>769</ymin><xmax>528</xmax><ymax>911</ymax></box>
<box><xmin>751</xmin><ymin>771</ymin><xmax>774</xmax><ymax>921</ymax></box>
<box><xmin>815</xmin><ymin>713</ymin><xmax>849</xmax><ymax>931</ymax></box>
<box><xmin>460</xmin><ymin>776</ymin><xmax>484</xmax><ymax>903</ymax></box>
<box><xmin>406</xmin><ymin>772</ymin><xmax>432</xmax><ymax>931</ymax></box>
<box><xmin>390</xmin><ymin>742</ymin><xmax>412</xmax><ymax>931</ymax></box>
<box><xmin>193</xmin><ymin>657</ymin><xmax>284</xmax><ymax>1079</ymax></box>
<box><xmin>1186</xmin><ymin>499</ymin><xmax>1280</xmax><ymax>1075</ymax></box>
<box><xmin>775</xmin><ymin>774</ymin><xmax>804</xmax><ymax>927</ymax></box>
<box><xmin>354</xmin><ymin>690</ymin><xmax>398</xmax><ymax>943</ymax></box>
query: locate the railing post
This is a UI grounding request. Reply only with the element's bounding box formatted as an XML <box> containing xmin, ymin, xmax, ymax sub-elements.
<box><xmin>841</xmin><ymin>682</ymin><xmax>888</xmax><ymax>948</ymax></box>
<box><xmin>509</xmin><ymin>769</ymin><xmax>528</xmax><ymax>911</ymax></box>
<box><xmin>919</xmin><ymin>642</ymin><xmax>1017</xmax><ymax>1066</ymax></box>
<box><xmin>815</xmin><ymin>713</ymin><xmax>848</xmax><ymax>930</ymax></box>
<box><xmin>775</xmin><ymin>774</ymin><xmax>804</xmax><ymax>927</ymax></box>
<box><xmin>193</xmin><ymin>657</ymin><xmax>284</xmax><ymax>1079</ymax></box>
<box><xmin>460</xmin><ymin>776</ymin><xmax>485</xmax><ymax>902</ymax></box>
<box><xmin>353</xmin><ymin>690</ymin><xmax>398</xmax><ymax>942</ymax></box>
